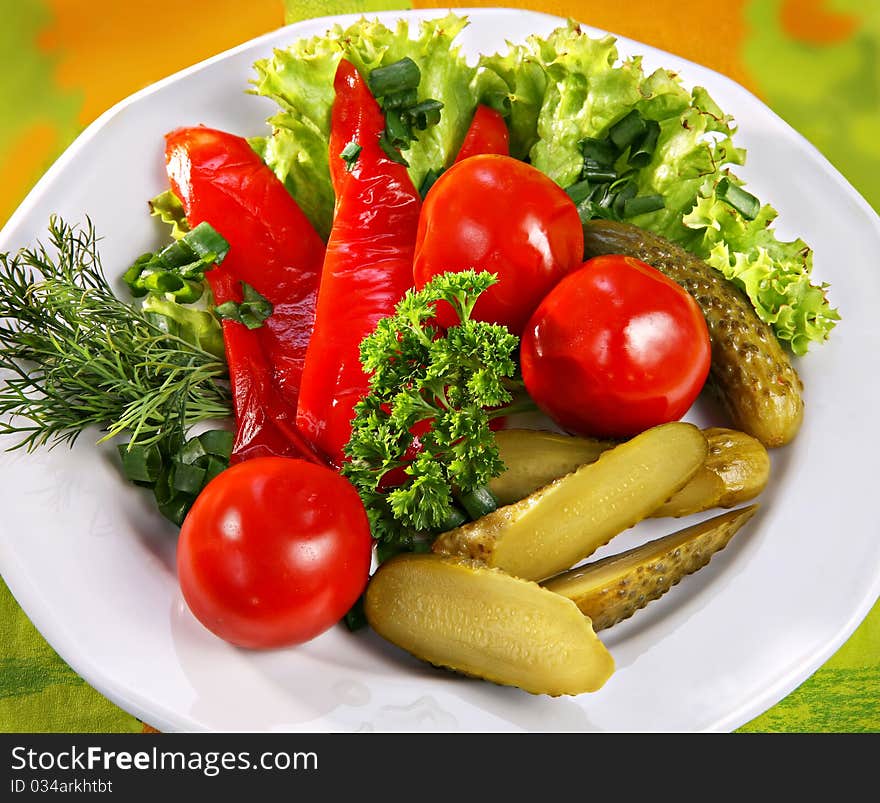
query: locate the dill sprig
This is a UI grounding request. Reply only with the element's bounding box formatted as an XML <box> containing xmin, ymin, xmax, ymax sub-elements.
<box><xmin>0</xmin><ymin>216</ymin><xmax>232</xmax><ymax>453</ymax></box>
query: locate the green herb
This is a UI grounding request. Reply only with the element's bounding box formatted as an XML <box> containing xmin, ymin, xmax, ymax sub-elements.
<box><xmin>214</xmin><ymin>282</ymin><xmax>273</xmax><ymax>330</ymax></box>
<box><xmin>0</xmin><ymin>217</ymin><xmax>232</xmax><ymax>453</ymax></box>
<box><xmin>124</xmin><ymin>221</ymin><xmax>229</xmax><ymax>301</ymax></box>
<box><xmin>368</xmin><ymin>57</ymin><xmax>445</xmax><ymax>164</ymax></box>
<box><xmin>340</xmin><ymin>140</ymin><xmax>362</xmax><ymax>171</ymax></box>
<box><xmin>342</xmin><ymin>271</ymin><xmax>531</xmax><ymax>551</ymax></box>
<box><xmin>118</xmin><ymin>428</ymin><xmax>233</xmax><ymax>526</ymax></box>
<box><xmin>418</xmin><ymin>167</ymin><xmax>444</xmax><ymax>198</ymax></box>
<box><xmin>716</xmin><ymin>177</ymin><xmax>761</xmax><ymax>221</ymax></box>
<box><xmin>566</xmin><ymin>108</ymin><xmax>667</xmax><ymax>224</ymax></box>
<box><xmin>368</xmin><ymin>57</ymin><xmax>421</xmax><ymax>98</ymax></box>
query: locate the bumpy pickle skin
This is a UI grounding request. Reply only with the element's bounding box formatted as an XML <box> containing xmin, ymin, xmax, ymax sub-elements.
<box><xmin>433</xmin><ymin>422</ymin><xmax>707</xmax><ymax>581</ymax></box>
<box><xmin>581</xmin><ymin>220</ymin><xmax>804</xmax><ymax>448</ymax></box>
<box><xmin>364</xmin><ymin>554</ymin><xmax>615</xmax><ymax>696</ymax></box>
<box><xmin>543</xmin><ymin>506</ymin><xmax>757</xmax><ymax>630</ymax></box>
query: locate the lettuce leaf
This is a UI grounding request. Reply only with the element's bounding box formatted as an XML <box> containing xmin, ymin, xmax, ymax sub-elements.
<box><xmin>251</xmin><ymin>14</ymin><xmax>478</xmax><ymax>239</ymax></box>
<box><xmin>148</xmin><ymin>190</ymin><xmax>189</xmax><ymax>240</ymax></box>
<box><xmin>491</xmin><ymin>21</ymin><xmax>836</xmax><ymax>353</ymax></box>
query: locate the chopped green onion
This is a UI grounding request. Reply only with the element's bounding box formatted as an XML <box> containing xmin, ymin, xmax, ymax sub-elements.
<box><xmin>629</xmin><ymin>120</ymin><xmax>661</xmax><ymax>168</ymax></box>
<box><xmin>340</xmin><ymin>140</ymin><xmax>362</xmax><ymax>172</ymax></box>
<box><xmin>197</xmin><ymin>429</ymin><xmax>233</xmax><ymax>459</ymax></box>
<box><xmin>608</xmin><ymin>109</ymin><xmax>647</xmax><ymax>151</ymax></box>
<box><xmin>624</xmin><ymin>194</ymin><xmax>665</xmax><ymax>217</ymax></box>
<box><xmin>457</xmin><ymin>486</ymin><xmax>498</xmax><ymax>520</ymax></box>
<box><xmin>123</xmin><ymin>222</ymin><xmax>229</xmax><ymax>303</ymax></box>
<box><xmin>368</xmin><ymin>57</ymin><xmax>421</xmax><ymax>98</ymax></box>
<box><xmin>381</xmin><ymin>87</ymin><xmax>418</xmax><ymax>110</ymax></box>
<box><xmin>580</xmin><ymin>137</ymin><xmax>617</xmax><ymax>166</ymax></box>
<box><xmin>177</xmin><ymin>436</ymin><xmax>208</xmax><ymax>466</ymax></box>
<box><xmin>214</xmin><ymin>282</ymin><xmax>273</xmax><ymax>330</ymax></box>
<box><xmin>384</xmin><ymin>109</ymin><xmax>412</xmax><ymax>149</ymax></box>
<box><xmin>185</xmin><ymin>222</ymin><xmax>230</xmax><ymax>264</ymax></box>
<box><xmin>202</xmin><ymin>455</ymin><xmax>228</xmax><ymax>484</ymax></box>
<box><xmin>157</xmin><ymin>495</ymin><xmax>192</xmax><ymax>528</ymax></box>
<box><xmin>123</xmin><ymin>255</ymin><xmax>151</xmax><ymax>297</ymax></box>
<box><xmin>344</xmin><ymin>596</ymin><xmax>368</xmax><ymax>632</ymax></box>
<box><xmin>582</xmin><ymin>162</ymin><xmax>618</xmax><ymax>183</ymax></box>
<box><xmin>404</xmin><ymin>100</ymin><xmax>444</xmax><ymax>130</ymax></box>
<box><xmin>378</xmin><ymin>131</ymin><xmax>409</xmax><ymax>166</ymax></box>
<box><xmin>565</xmin><ymin>179</ymin><xmax>593</xmax><ymax>205</ymax></box>
<box><xmin>717</xmin><ymin>177</ymin><xmax>760</xmax><ymax>220</ymax></box>
<box><xmin>117</xmin><ymin>442</ymin><xmax>163</xmax><ymax>485</ymax></box>
<box><xmin>612</xmin><ymin>180</ymin><xmax>638</xmax><ymax>217</ymax></box>
<box><xmin>171</xmin><ymin>461</ymin><xmax>207</xmax><ymax>495</ymax></box>
<box><xmin>419</xmin><ymin>168</ymin><xmax>444</xmax><ymax>198</ymax></box>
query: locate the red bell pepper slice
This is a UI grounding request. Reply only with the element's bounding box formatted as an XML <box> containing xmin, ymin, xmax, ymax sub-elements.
<box><xmin>165</xmin><ymin>126</ymin><xmax>325</xmax><ymax>464</ymax></box>
<box><xmin>296</xmin><ymin>59</ymin><xmax>422</xmax><ymax>466</ymax></box>
<box><xmin>454</xmin><ymin>105</ymin><xmax>510</xmax><ymax>163</ymax></box>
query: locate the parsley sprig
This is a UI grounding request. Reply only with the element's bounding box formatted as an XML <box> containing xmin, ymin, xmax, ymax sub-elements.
<box><xmin>342</xmin><ymin>271</ymin><xmax>530</xmax><ymax>553</ymax></box>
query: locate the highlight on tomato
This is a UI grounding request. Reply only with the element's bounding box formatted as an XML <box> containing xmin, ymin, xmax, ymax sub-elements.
<box><xmin>177</xmin><ymin>457</ymin><xmax>373</xmax><ymax>649</ymax></box>
<box><xmin>521</xmin><ymin>254</ymin><xmax>712</xmax><ymax>439</ymax></box>
<box><xmin>413</xmin><ymin>154</ymin><xmax>583</xmax><ymax>335</ymax></box>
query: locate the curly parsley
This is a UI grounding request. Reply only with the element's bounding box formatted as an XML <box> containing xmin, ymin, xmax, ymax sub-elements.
<box><xmin>342</xmin><ymin>271</ymin><xmax>530</xmax><ymax>555</ymax></box>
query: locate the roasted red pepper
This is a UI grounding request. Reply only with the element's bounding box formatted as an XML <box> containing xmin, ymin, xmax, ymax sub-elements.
<box><xmin>454</xmin><ymin>105</ymin><xmax>510</xmax><ymax>163</ymax></box>
<box><xmin>165</xmin><ymin>126</ymin><xmax>325</xmax><ymax>464</ymax></box>
<box><xmin>296</xmin><ymin>59</ymin><xmax>421</xmax><ymax>466</ymax></box>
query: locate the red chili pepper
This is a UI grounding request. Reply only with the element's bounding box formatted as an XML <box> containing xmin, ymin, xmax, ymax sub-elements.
<box><xmin>296</xmin><ymin>59</ymin><xmax>421</xmax><ymax>467</ymax></box>
<box><xmin>454</xmin><ymin>105</ymin><xmax>510</xmax><ymax>162</ymax></box>
<box><xmin>165</xmin><ymin>126</ymin><xmax>325</xmax><ymax>464</ymax></box>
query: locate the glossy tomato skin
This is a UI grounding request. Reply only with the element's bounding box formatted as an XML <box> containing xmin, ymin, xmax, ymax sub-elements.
<box><xmin>521</xmin><ymin>255</ymin><xmax>711</xmax><ymax>439</ymax></box>
<box><xmin>413</xmin><ymin>155</ymin><xmax>583</xmax><ymax>334</ymax></box>
<box><xmin>177</xmin><ymin>458</ymin><xmax>372</xmax><ymax>649</ymax></box>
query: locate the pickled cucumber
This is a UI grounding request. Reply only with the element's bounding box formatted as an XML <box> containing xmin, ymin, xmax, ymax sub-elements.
<box><xmin>489</xmin><ymin>426</ymin><xmax>767</xmax><ymax>518</ymax></box>
<box><xmin>489</xmin><ymin>429</ymin><xmax>614</xmax><ymax>506</ymax></box>
<box><xmin>705</xmin><ymin>427</ymin><xmax>771</xmax><ymax>507</ymax></box>
<box><xmin>543</xmin><ymin>506</ymin><xmax>757</xmax><ymax>630</ymax></box>
<box><xmin>433</xmin><ymin>422</ymin><xmax>707</xmax><ymax>581</ymax></box>
<box><xmin>582</xmin><ymin>220</ymin><xmax>804</xmax><ymax>447</ymax></box>
<box><xmin>651</xmin><ymin>466</ymin><xmax>725</xmax><ymax>518</ymax></box>
<box><xmin>364</xmin><ymin>554</ymin><xmax>615</xmax><ymax>696</ymax></box>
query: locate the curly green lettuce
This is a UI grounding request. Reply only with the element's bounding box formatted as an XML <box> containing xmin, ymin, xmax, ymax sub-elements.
<box><xmin>482</xmin><ymin>21</ymin><xmax>837</xmax><ymax>353</ymax></box>
<box><xmin>250</xmin><ymin>14</ymin><xmax>478</xmax><ymax>240</ymax></box>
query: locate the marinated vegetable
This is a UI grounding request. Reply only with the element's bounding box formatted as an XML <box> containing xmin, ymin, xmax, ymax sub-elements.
<box><xmin>704</xmin><ymin>427</ymin><xmax>771</xmax><ymax>508</ymax></box>
<box><xmin>414</xmin><ymin>154</ymin><xmax>583</xmax><ymax>334</ymax></box>
<box><xmin>364</xmin><ymin>553</ymin><xmax>615</xmax><ymax>696</ymax></box>
<box><xmin>521</xmin><ymin>253</ymin><xmax>712</xmax><ymax>438</ymax></box>
<box><xmin>488</xmin><ymin>429</ymin><xmax>613</xmax><ymax>506</ymax></box>
<box><xmin>581</xmin><ymin>220</ymin><xmax>804</xmax><ymax>447</ymax></box>
<box><xmin>432</xmin><ymin>422</ymin><xmax>707</xmax><ymax>581</ymax></box>
<box><xmin>543</xmin><ymin>506</ymin><xmax>757</xmax><ymax>630</ymax></box>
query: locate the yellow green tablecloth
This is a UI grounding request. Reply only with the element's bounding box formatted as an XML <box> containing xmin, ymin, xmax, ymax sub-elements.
<box><xmin>0</xmin><ymin>0</ymin><xmax>877</xmax><ymax>733</ymax></box>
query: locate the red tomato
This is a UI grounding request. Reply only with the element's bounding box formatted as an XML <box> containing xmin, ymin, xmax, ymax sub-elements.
<box><xmin>521</xmin><ymin>255</ymin><xmax>711</xmax><ymax>438</ymax></box>
<box><xmin>413</xmin><ymin>154</ymin><xmax>583</xmax><ymax>335</ymax></box>
<box><xmin>177</xmin><ymin>458</ymin><xmax>372</xmax><ymax>649</ymax></box>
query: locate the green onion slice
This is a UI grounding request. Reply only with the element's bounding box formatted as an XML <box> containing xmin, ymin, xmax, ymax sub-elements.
<box><xmin>717</xmin><ymin>177</ymin><xmax>760</xmax><ymax>220</ymax></box>
<box><xmin>608</xmin><ymin>109</ymin><xmax>647</xmax><ymax>151</ymax></box>
<box><xmin>368</xmin><ymin>57</ymin><xmax>421</xmax><ymax>98</ymax></box>
<box><xmin>623</xmin><ymin>194</ymin><xmax>665</xmax><ymax>217</ymax></box>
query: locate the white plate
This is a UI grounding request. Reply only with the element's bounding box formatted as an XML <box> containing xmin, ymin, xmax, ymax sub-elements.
<box><xmin>1</xmin><ymin>7</ymin><xmax>878</xmax><ymax>733</ymax></box>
